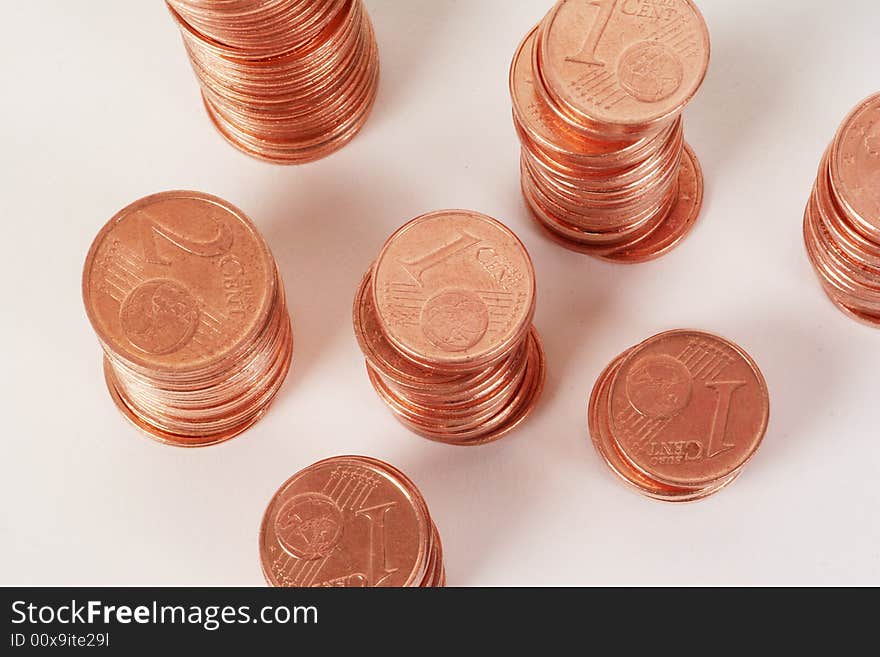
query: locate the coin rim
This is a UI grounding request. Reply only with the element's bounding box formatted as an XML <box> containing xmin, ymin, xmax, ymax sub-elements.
<box><xmin>605</xmin><ymin>329</ymin><xmax>770</xmax><ymax>488</ymax></box>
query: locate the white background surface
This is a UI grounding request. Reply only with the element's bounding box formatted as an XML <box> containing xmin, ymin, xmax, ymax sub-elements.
<box><xmin>2</xmin><ymin>0</ymin><xmax>879</xmax><ymax>586</ymax></box>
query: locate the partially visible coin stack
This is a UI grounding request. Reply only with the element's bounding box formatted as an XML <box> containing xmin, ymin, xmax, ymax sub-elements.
<box><xmin>82</xmin><ymin>191</ymin><xmax>293</xmax><ymax>447</ymax></box>
<box><xmin>260</xmin><ymin>455</ymin><xmax>445</xmax><ymax>587</ymax></box>
<box><xmin>353</xmin><ymin>210</ymin><xmax>546</xmax><ymax>445</ymax></box>
<box><xmin>804</xmin><ymin>92</ymin><xmax>880</xmax><ymax>326</ymax></box>
<box><xmin>589</xmin><ymin>330</ymin><xmax>769</xmax><ymax>502</ymax></box>
<box><xmin>510</xmin><ymin>0</ymin><xmax>709</xmax><ymax>262</ymax></box>
<box><xmin>166</xmin><ymin>0</ymin><xmax>380</xmax><ymax>164</ymax></box>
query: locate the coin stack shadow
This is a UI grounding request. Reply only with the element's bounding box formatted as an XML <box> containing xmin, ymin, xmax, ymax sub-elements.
<box><xmin>261</xmin><ymin>456</ymin><xmax>444</xmax><ymax>587</ymax></box>
<box><xmin>83</xmin><ymin>191</ymin><xmax>293</xmax><ymax>447</ymax></box>
<box><xmin>353</xmin><ymin>211</ymin><xmax>546</xmax><ymax>446</ymax></box>
<box><xmin>166</xmin><ymin>0</ymin><xmax>380</xmax><ymax>164</ymax></box>
<box><xmin>588</xmin><ymin>330</ymin><xmax>770</xmax><ymax>502</ymax></box>
<box><xmin>509</xmin><ymin>1</ymin><xmax>709</xmax><ymax>262</ymax></box>
<box><xmin>804</xmin><ymin>92</ymin><xmax>880</xmax><ymax>327</ymax></box>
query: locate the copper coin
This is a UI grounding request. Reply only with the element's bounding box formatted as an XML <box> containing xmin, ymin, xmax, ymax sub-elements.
<box><xmin>829</xmin><ymin>92</ymin><xmax>880</xmax><ymax>240</ymax></box>
<box><xmin>168</xmin><ymin>0</ymin><xmax>349</xmax><ymax>57</ymax></box>
<box><xmin>538</xmin><ymin>0</ymin><xmax>710</xmax><ymax>136</ymax></box>
<box><xmin>260</xmin><ymin>456</ymin><xmax>444</xmax><ymax>587</ymax></box>
<box><xmin>804</xmin><ymin>94</ymin><xmax>880</xmax><ymax>327</ymax></box>
<box><xmin>606</xmin><ymin>330</ymin><xmax>769</xmax><ymax>489</ymax></box>
<box><xmin>371</xmin><ymin>210</ymin><xmax>536</xmax><ymax>372</ymax></box>
<box><xmin>589</xmin><ymin>350</ymin><xmax>740</xmax><ymax>502</ymax></box>
<box><xmin>354</xmin><ymin>211</ymin><xmax>544</xmax><ymax>445</ymax></box>
<box><xmin>166</xmin><ymin>0</ymin><xmax>379</xmax><ymax>164</ymax></box>
<box><xmin>102</xmin><ymin>305</ymin><xmax>293</xmax><ymax>446</ymax></box>
<box><xmin>83</xmin><ymin>191</ymin><xmax>293</xmax><ymax>445</ymax></box>
<box><xmin>510</xmin><ymin>27</ymin><xmax>640</xmax><ymax>165</ymax></box>
<box><xmin>520</xmin><ymin>152</ymin><xmax>681</xmax><ymax>255</ymax></box>
<box><xmin>353</xmin><ymin>269</ymin><xmax>464</xmax><ymax>388</ymax></box>
<box><xmin>600</xmin><ymin>142</ymin><xmax>703</xmax><ymax>263</ymax></box>
<box><xmin>511</xmin><ymin>4</ymin><xmax>708</xmax><ymax>263</ymax></box>
<box><xmin>814</xmin><ymin>161</ymin><xmax>880</xmax><ymax>269</ymax></box>
<box><xmin>83</xmin><ymin>191</ymin><xmax>276</xmax><ymax>374</ymax></box>
<box><xmin>367</xmin><ymin>328</ymin><xmax>546</xmax><ymax>445</ymax></box>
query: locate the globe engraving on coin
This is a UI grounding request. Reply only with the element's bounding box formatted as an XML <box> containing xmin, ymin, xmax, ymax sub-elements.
<box><xmin>618</xmin><ymin>42</ymin><xmax>684</xmax><ymax>103</ymax></box>
<box><xmin>421</xmin><ymin>290</ymin><xmax>489</xmax><ymax>352</ymax></box>
<box><xmin>119</xmin><ymin>279</ymin><xmax>200</xmax><ymax>355</ymax></box>
<box><xmin>625</xmin><ymin>354</ymin><xmax>692</xmax><ymax>419</ymax></box>
<box><xmin>275</xmin><ymin>493</ymin><xmax>344</xmax><ymax>561</ymax></box>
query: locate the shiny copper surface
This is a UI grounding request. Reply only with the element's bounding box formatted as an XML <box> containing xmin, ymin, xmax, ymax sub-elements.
<box><xmin>166</xmin><ymin>0</ymin><xmax>379</xmax><ymax>164</ymax></box>
<box><xmin>510</xmin><ymin>2</ymin><xmax>709</xmax><ymax>260</ymax></box>
<box><xmin>260</xmin><ymin>455</ymin><xmax>444</xmax><ymax>587</ymax></box>
<box><xmin>804</xmin><ymin>92</ymin><xmax>880</xmax><ymax>326</ymax></box>
<box><xmin>353</xmin><ymin>211</ymin><xmax>545</xmax><ymax>445</ymax></box>
<box><xmin>83</xmin><ymin>191</ymin><xmax>293</xmax><ymax>446</ymax></box>
<box><xmin>588</xmin><ymin>330</ymin><xmax>769</xmax><ymax>501</ymax></box>
<box><xmin>538</xmin><ymin>0</ymin><xmax>710</xmax><ymax>136</ymax></box>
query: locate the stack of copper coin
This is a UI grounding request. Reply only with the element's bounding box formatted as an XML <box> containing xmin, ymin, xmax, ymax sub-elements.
<box><xmin>260</xmin><ymin>455</ymin><xmax>444</xmax><ymax>587</ymax></box>
<box><xmin>166</xmin><ymin>0</ymin><xmax>380</xmax><ymax>164</ymax></box>
<box><xmin>804</xmin><ymin>92</ymin><xmax>880</xmax><ymax>326</ymax></box>
<box><xmin>589</xmin><ymin>330</ymin><xmax>769</xmax><ymax>502</ymax></box>
<box><xmin>353</xmin><ymin>210</ymin><xmax>546</xmax><ymax>445</ymax></box>
<box><xmin>510</xmin><ymin>0</ymin><xmax>709</xmax><ymax>262</ymax></box>
<box><xmin>82</xmin><ymin>191</ymin><xmax>293</xmax><ymax>447</ymax></box>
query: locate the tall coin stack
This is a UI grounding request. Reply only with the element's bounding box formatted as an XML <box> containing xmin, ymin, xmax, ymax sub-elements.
<box><xmin>353</xmin><ymin>211</ymin><xmax>546</xmax><ymax>445</ymax></box>
<box><xmin>510</xmin><ymin>0</ymin><xmax>709</xmax><ymax>262</ymax></box>
<box><xmin>83</xmin><ymin>191</ymin><xmax>293</xmax><ymax>447</ymax></box>
<box><xmin>260</xmin><ymin>456</ymin><xmax>445</xmax><ymax>587</ymax></box>
<box><xmin>804</xmin><ymin>92</ymin><xmax>880</xmax><ymax>326</ymax></box>
<box><xmin>589</xmin><ymin>330</ymin><xmax>770</xmax><ymax>502</ymax></box>
<box><xmin>166</xmin><ymin>0</ymin><xmax>380</xmax><ymax>164</ymax></box>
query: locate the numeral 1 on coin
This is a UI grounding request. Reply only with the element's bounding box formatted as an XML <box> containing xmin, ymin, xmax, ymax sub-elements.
<box><xmin>355</xmin><ymin>502</ymin><xmax>399</xmax><ymax>586</ymax></box>
<box><xmin>704</xmin><ymin>380</ymin><xmax>746</xmax><ymax>459</ymax></box>
<box><xmin>137</xmin><ymin>210</ymin><xmax>234</xmax><ymax>265</ymax></box>
<box><xmin>565</xmin><ymin>0</ymin><xmax>619</xmax><ymax>66</ymax></box>
<box><xmin>398</xmin><ymin>232</ymin><xmax>481</xmax><ymax>286</ymax></box>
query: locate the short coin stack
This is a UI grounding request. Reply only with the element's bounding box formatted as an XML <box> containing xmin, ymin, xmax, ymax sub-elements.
<box><xmin>166</xmin><ymin>0</ymin><xmax>380</xmax><ymax>164</ymax></box>
<box><xmin>510</xmin><ymin>0</ymin><xmax>709</xmax><ymax>262</ymax></box>
<box><xmin>353</xmin><ymin>210</ymin><xmax>546</xmax><ymax>445</ymax></box>
<box><xmin>804</xmin><ymin>92</ymin><xmax>880</xmax><ymax>326</ymax></box>
<box><xmin>83</xmin><ymin>191</ymin><xmax>293</xmax><ymax>447</ymax></box>
<box><xmin>589</xmin><ymin>330</ymin><xmax>769</xmax><ymax>502</ymax></box>
<box><xmin>260</xmin><ymin>456</ymin><xmax>444</xmax><ymax>587</ymax></box>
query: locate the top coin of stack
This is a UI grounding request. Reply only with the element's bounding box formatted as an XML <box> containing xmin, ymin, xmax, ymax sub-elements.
<box><xmin>510</xmin><ymin>0</ymin><xmax>709</xmax><ymax>262</ymax></box>
<box><xmin>260</xmin><ymin>455</ymin><xmax>445</xmax><ymax>587</ymax></box>
<box><xmin>166</xmin><ymin>0</ymin><xmax>380</xmax><ymax>164</ymax></box>
<box><xmin>353</xmin><ymin>211</ymin><xmax>546</xmax><ymax>445</ymax></box>
<box><xmin>588</xmin><ymin>330</ymin><xmax>770</xmax><ymax>502</ymax></box>
<box><xmin>804</xmin><ymin>92</ymin><xmax>880</xmax><ymax>326</ymax></box>
<box><xmin>82</xmin><ymin>191</ymin><xmax>293</xmax><ymax>447</ymax></box>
